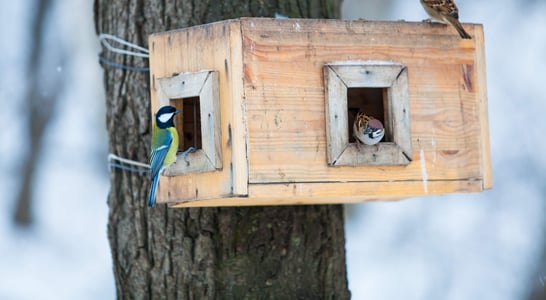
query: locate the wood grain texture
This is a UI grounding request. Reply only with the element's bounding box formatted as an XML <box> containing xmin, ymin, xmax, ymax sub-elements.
<box><xmin>473</xmin><ymin>27</ymin><xmax>493</xmax><ymax>189</ymax></box>
<box><xmin>150</xmin><ymin>20</ymin><xmax>244</xmax><ymax>202</ymax></box>
<box><xmin>328</xmin><ymin>63</ymin><xmax>404</xmax><ymax>88</ymax></box>
<box><xmin>171</xmin><ymin>179</ymin><xmax>484</xmax><ymax>207</ymax></box>
<box><xmin>157</xmin><ymin>70</ymin><xmax>209</xmax><ymax>100</ymax></box>
<box><xmin>324</xmin><ymin>61</ymin><xmax>412</xmax><ymax>166</ymax></box>
<box><xmin>163</xmin><ymin>149</ymin><xmax>214</xmax><ymax>175</ymax></box>
<box><xmin>390</xmin><ymin>66</ymin><xmax>413</xmax><ymax>158</ymax></box>
<box><xmin>324</xmin><ymin>66</ymin><xmax>348</xmax><ymax>164</ymax></box>
<box><xmin>241</xmin><ymin>18</ymin><xmax>489</xmax><ymax>187</ymax></box>
<box><xmin>198</xmin><ymin>71</ymin><xmax>222</xmax><ymax>169</ymax></box>
<box><xmin>334</xmin><ymin>143</ymin><xmax>410</xmax><ymax>165</ymax></box>
<box><xmin>150</xmin><ymin>18</ymin><xmax>491</xmax><ymax>206</ymax></box>
<box><xmin>226</xmin><ymin>21</ymin><xmax>249</xmax><ymax>196</ymax></box>
<box><xmin>156</xmin><ymin>70</ymin><xmax>222</xmax><ymax>174</ymax></box>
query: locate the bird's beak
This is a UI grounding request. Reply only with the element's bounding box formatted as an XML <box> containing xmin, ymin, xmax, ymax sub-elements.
<box><xmin>175</xmin><ymin>109</ymin><xmax>182</xmax><ymax>114</ymax></box>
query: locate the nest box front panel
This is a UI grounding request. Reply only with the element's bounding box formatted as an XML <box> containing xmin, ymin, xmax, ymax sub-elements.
<box><xmin>241</xmin><ymin>19</ymin><xmax>491</xmax><ymax>195</ymax></box>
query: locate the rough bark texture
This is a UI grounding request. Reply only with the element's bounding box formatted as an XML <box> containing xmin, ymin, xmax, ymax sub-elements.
<box><xmin>94</xmin><ymin>1</ymin><xmax>349</xmax><ymax>298</ymax></box>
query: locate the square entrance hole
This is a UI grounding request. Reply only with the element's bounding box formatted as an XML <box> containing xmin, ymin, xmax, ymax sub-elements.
<box><xmin>324</xmin><ymin>62</ymin><xmax>411</xmax><ymax>166</ymax></box>
<box><xmin>170</xmin><ymin>96</ymin><xmax>202</xmax><ymax>151</ymax></box>
<box><xmin>347</xmin><ymin>87</ymin><xmax>391</xmax><ymax>143</ymax></box>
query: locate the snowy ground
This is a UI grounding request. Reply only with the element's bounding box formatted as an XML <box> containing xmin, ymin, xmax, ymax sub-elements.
<box><xmin>1</xmin><ymin>0</ymin><xmax>545</xmax><ymax>299</ymax></box>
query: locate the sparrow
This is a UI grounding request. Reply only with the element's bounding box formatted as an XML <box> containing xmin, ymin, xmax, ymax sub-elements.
<box><xmin>353</xmin><ymin>112</ymin><xmax>385</xmax><ymax>146</ymax></box>
<box><xmin>420</xmin><ymin>0</ymin><xmax>472</xmax><ymax>39</ymax></box>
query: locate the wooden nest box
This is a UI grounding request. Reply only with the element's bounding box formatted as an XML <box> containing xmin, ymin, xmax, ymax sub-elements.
<box><xmin>149</xmin><ymin>17</ymin><xmax>492</xmax><ymax>207</ymax></box>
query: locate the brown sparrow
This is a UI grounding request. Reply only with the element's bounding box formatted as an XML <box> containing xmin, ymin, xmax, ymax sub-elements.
<box><xmin>420</xmin><ymin>0</ymin><xmax>472</xmax><ymax>39</ymax></box>
<box><xmin>353</xmin><ymin>113</ymin><xmax>385</xmax><ymax>146</ymax></box>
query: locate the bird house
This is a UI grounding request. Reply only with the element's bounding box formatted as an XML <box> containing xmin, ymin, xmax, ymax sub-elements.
<box><xmin>148</xmin><ymin>18</ymin><xmax>492</xmax><ymax>207</ymax></box>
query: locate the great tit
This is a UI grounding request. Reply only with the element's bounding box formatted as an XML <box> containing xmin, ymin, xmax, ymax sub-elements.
<box><xmin>148</xmin><ymin>105</ymin><xmax>180</xmax><ymax>207</ymax></box>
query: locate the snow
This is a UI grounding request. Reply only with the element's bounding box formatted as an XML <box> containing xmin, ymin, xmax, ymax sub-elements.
<box><xmin>0</xmin><ymin>1</ymin><xmax>114</xmax><ymax>299</ymax></box>
<box><xmin>345</xmin><ymin>1</ymin><xmax>546</xmax><ymax>299</ymax></box>
<box><xmin>0</xmin><ymin>0</ymin><xmax>545</xmax><ymax>299</ymax></box>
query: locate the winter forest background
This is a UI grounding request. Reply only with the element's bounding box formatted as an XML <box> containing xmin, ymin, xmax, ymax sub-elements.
<box><xmin>1</xmin><ymin>0</ymin><xmax>545</xmax><ymax>299</ymax></box>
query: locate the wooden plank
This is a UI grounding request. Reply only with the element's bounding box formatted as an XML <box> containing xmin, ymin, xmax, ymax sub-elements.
<box><xmin>334</xmin><ymin>143</ymin><xmax>410</xmax><ymax>165</ymax></box>
<box><xmin>240</xmin><ymin>19</ymin><xmax>478</xmax><ymax>63</ymax></box>
<box><xmin>170</xmin><ymin>179</ymin><xmax>484</xmax><ymax>207</ymax></box>
<box><xmin>247</xmin><ymin>148</ymin><xmax>481</xmax><ymax>183</ymax></box>
<box><xmin>199</xmin><ymin>71</ymin><xmax>222</xmax><ymax>169</ymax></box>
<box><xmin>163</xmin><ymin>149</ymin><xmax>214</xmax><ymax>175</ymax></box>
<box><xmin>241</xmin><ymin>18</ymin><xmax>479</xmax><ymax>42</ymax></box>
<box><xmin>228</xmin><ymin>21</ymin><xmax>250</xmax><ymax>196</ymax></box>
<box><xmin>243</xmin><ymin>81</ymin><xmax>472</xmax><ymax>149</ymax></box>
<box><xmin>157</xmin><ymin>71</ymin><xmax>210</xmax><ymax>99</ymax></box>
<box><xmin>241</xmin><ymin>19</ymin><xmax>484</xmax><ymax>185</ymax></box>
<box><xmin>328</xmin><ymin>62</ymin><xmax>405</xmax><ymax>88</ymax></box>
<box><xmin>324</xmin><ymin>66</ymin><xmax>348</xmax><ymax>164</ymax></box>
<box><xmin>248</xmin><ymin>180</ymin><xmax>483</xmax><ymax>199</ymax></box>
<box><xmin>473</xmin><ymin>26</ymin><xmax>493</xmax><ymax>189</ymax></box>
<box><xmin>389</xmin><ymin>66</ymin><xmax>412</xmax><ymax>159</ymax></box>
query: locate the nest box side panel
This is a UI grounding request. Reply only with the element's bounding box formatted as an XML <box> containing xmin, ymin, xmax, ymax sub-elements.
<box><xmin>241</xmin><ymin>18</ymin><xmax>489</xmax><ymax>196</ymax></box>
<box><xmin>169</xmin><ymin>178</ymin><xmax>484</xmax><ymax>208</ymax></box>
<box><xmin>474</xmin><ymin>29</ymin><xmax>493</xmax><ymax>189</ymax></box>
<box><xmin>148</xmin><ymin>20</ymin><xmax>248</xmax><ymax>203</ymax></box>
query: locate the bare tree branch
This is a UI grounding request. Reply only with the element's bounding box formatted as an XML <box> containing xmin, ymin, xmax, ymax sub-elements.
<box><xmin>14</xmin><ymin>0</ymin><xmax>63</xmax><ymax>226</ymax></box>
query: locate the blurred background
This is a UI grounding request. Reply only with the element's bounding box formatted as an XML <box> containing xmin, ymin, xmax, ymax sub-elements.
<box><xmin>0</xmin><ymin>0</ymin><xmax>544</xmax><ymax>299</ymax></box>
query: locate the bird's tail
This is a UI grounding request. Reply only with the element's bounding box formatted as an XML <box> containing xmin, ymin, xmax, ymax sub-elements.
<box><xmin>454</xmin><ymin>20</ymin><xmax>472</xmax><ymax>39</ymax></box>
<box><xmin>148</xmin><ymin>173</ymin><xmax>160</xmax><ymax>207</ymax></box>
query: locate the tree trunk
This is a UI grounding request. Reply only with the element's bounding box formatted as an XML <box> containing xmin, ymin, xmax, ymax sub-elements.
<box><xmin>94</xmin><ymin>1</ymin><xmax>349</xmax><ymax>298</ymax></box>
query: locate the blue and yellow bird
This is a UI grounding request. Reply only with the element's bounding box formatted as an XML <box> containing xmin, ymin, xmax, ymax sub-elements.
<box><xmin>148</xmin><ymin>105</ymin><xmax>180</xmax><ymax>207</ymax></box>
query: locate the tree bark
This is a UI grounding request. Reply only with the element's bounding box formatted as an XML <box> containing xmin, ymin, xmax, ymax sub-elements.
<box><xmin>94</xmin><ymin>1</ymin><xmax>349</xmax><ymax>298</ymax></box>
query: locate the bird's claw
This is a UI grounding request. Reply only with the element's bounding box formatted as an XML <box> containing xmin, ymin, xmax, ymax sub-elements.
<box><xmin>181</xmin><ymin>147</ymin><xmax>197</xmax><ymax>166</ymax></box>
<box><xmin>356</xmin><ymin>140</ymin><xmax>362</xmax><ymax>152</ymax></box>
